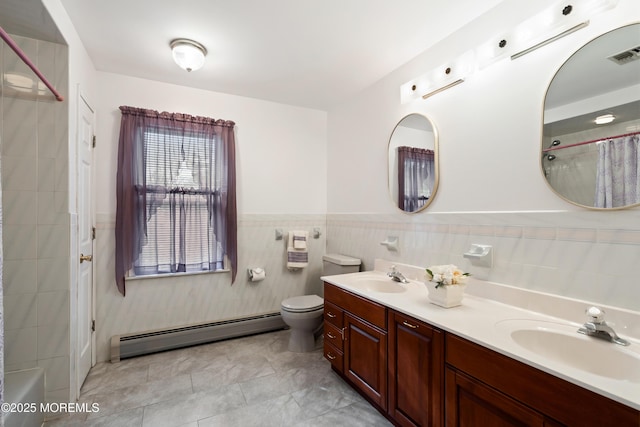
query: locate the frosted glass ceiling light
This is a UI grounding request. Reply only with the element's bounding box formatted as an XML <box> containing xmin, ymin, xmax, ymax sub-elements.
<box><xmin>170</xmin><ymin>39</ymin><xmax>207</xmax><ymax>72</ymax></box>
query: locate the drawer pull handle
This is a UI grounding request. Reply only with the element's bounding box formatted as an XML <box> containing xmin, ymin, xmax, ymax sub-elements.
<box><xmin>326</xmin><ymin>352</ymin><xmax>336</xmax><ymax>360</ymax></box>
<box><xmin>402</xmin><ymin>321</ymin><xmax>419</xmax><ymax>329</ymax></box>
<box><xmin>327</xmin><ymin>312</ymin><xmax>337</xmax><ymax>318</ymax></box>
<box><xmin>326</xmin><ymin>332</ymin><xmax>336</xmax><ymax>339</ymax></box>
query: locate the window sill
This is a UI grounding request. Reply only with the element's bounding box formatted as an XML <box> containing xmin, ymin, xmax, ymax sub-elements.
<box><xmin>126</xmin><ymin>269</ymin><xmax>230</xmax><ymax>282</ymax></box>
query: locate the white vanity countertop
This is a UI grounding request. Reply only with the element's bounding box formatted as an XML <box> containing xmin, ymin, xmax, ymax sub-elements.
<box><xmin>321</xmin><ymin>263</ymin><xmax>640</xmax><ymax>411</ymax></box>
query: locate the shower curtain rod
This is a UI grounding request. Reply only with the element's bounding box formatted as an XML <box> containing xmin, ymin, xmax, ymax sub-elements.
<box><xmin>543</xmin><ymin>130</ymin><xmax>640</xmax><ymax>152</ymax></box>
<box><xmin>0</xmin><ymin>26</ymin><xmax>64</xmax><ymax>102</ymax></box>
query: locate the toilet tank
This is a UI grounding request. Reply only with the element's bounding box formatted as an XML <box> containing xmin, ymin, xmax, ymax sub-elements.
<box><xmin>322</xmin><ymin>253</ymin><xmax>361</xmax><ymax>276</ymax></box>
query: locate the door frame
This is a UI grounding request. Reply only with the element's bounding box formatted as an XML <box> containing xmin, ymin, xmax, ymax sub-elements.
<box><xmin>72</xmin><ymin>89</ymin><xmax>96</xmax><ymax>399</ymax></box>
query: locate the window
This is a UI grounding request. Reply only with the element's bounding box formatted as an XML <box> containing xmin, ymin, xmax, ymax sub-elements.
<box><xmin>115</xmin><ymin>107</ymin><xmax>237</xmax><ymax>296</ymax></box>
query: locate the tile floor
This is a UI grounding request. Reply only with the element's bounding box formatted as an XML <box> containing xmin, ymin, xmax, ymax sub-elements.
<box><xmin>45</xmin><ymin>329</ymin><xmax>392</xmax><ymax>427</ymax></box>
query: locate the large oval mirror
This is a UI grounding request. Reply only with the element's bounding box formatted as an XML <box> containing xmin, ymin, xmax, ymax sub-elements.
<box><xmin>388</xmin><ymin>113</ymin><xmax>439</xmax><ymax>212</ymax></box>
<box><xmin>542</xmin><ymin>23</ymin><xmax>640</xmax><ymax>209</ymax></box>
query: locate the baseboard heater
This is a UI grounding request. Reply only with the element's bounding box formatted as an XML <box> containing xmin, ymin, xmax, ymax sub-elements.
<box><xmin>110</xmin><ymin>312</ymin><xmax>286</xmax><ymax>363</ymax></box>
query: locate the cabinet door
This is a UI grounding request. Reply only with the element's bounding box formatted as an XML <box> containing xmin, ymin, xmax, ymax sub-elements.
<box><xmin>445</xmin><ymin>368</ymin><xmax>545</xmax><ymax>427</ymax></box>
<box><xmin>344</xmin><ymin>312</ymin><xmax>387</xmax><ymax>410</ymax></box>
<box><xmin>389</xmin><ymin>311</ymin><xmax>444</xmax><ymax>427</ymax></box>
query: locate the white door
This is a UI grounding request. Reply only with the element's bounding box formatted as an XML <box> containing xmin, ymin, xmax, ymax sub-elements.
<box><xmin>77</xmin><ymin>95</ymin><xmax>95</xmax><ymax>391</ymax></box>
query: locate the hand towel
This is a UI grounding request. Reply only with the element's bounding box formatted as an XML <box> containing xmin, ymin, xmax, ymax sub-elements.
<box><xmin>293</xmin><ymin>230</ymin><xmax>308</xmax><ymax>250</ymax></box>
<box><xmin>287</xmin><ymin>230</ymin><xmax>308</xmax><ymax>269</ymax></box>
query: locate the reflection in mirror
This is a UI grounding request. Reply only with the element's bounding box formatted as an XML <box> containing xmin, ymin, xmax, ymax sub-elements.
<box><xmin>542</xmin><ymin>23</ymin><xmax>640</xmax><ymax>209</ymax></box>
<box><xmin>388</xmin><ymin>114</ymin><xmax>438</xmax><ymax>213</ymax></box>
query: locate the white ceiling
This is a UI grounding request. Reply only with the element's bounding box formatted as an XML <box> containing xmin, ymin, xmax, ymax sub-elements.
<box><xmin>4</xmin><ymin>1</ymin><xmax>633</xmax><ymax>114</ymax></box>
<box><xmin>51</xmin><ymin>0</ymin><xmax>506</xmax><ymax>110</ymax></box>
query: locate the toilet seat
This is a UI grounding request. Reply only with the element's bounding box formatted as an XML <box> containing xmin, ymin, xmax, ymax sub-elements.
<box><xmin>281</xmin><ymin>295</ymin><xmax>324</xmax><ymax>313</ymax></box>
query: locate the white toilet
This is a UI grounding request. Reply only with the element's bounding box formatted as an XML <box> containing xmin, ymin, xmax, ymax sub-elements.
<box><xmin>281</xmin><ymin>253</ymin><xmax>361</xmax><ymax>352</ymax></box>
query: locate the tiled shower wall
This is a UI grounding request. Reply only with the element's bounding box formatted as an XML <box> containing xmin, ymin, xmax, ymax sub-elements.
<box><xmin>327</xmin><ymin>211</ymin><xmax>640</xmax><ymax>312</ymax></box>
<box><xmin>1</xmin><ymin>35</ymin><xmax>70</xmax><ymax>404</ymax></box>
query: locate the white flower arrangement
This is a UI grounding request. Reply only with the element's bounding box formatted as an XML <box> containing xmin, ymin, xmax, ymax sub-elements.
<box><xmin>425</xmin><ymin>264</ymin><xmax>470</xmax><ymax>289</ymax></box>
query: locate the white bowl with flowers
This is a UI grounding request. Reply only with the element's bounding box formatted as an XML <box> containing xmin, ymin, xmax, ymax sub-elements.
<box><xmin>424</xmin><ymin>264</ymin><xmax>470</xmax><ymax>308</ymax></box>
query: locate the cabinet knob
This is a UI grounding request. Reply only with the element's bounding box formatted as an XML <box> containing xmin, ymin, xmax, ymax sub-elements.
<box><xmin>326</xmin><ymin>332</ymin><xmax>336</xmax><ymax>339</ymax></box>
<box><xmin>326</xmin><ymin>352</ymin><xmax>336</xmax><ymax>360</ymax></box>
<box><xmin>402</xmin><ymin>321</ymin><xmax>419</xmax><ymax>329</ymax></box>
<box><xmin>327</xmin><ymin>312</ymin><xmax>337</xmax><ymax>318</ymax></box>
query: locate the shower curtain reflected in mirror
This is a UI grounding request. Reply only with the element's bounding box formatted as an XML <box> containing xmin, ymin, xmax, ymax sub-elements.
<box><xmin>595</xmin><ymin>135</ymin><xmax>640</xmax><ymax>208</ymax></box>
<box><xmin>398</xmin><ymin>146</ymin><xmax>434</xmax><ymax>212</ymax></box>
<box><xmin>543</xmin><ymin>146</ymin><xmax>599</xmax><ymax>207</ymax></box>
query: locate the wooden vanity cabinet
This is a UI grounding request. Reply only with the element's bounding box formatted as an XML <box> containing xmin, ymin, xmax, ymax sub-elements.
<box><xmin>324</xmin><ymin>283</ymin><xmax>388</xmax><ymax>410</ymax></box>
<box><xmin>324</xmin><ymin>283</ymin><xmax>639</xmax><ymax>426</ymax></box>
<box><xmin>445</xmin><ymin>334</ymin><xmax>639</xmax><ymax>427</ymax></box>
<box><xmin>388</xmin><ymin>310</ymin><xmax>445</xmax><ymax>427</ymax></box>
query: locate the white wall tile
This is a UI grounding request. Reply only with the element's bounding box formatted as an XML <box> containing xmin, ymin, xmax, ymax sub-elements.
<box><xmin>3</xmin><ymin>259</ymin><xmax>38</xmax><ymax>295</ymax></box>
<box><xmin>37</xmin><ymin>291</ymin><xmax>69</xmax><ymax>326</ymax></box>
<box><xmin>5</xmin><ymin>327</ymin><xmax>37</xmax><ymax>366</ymax></box>
<box><xmin>4</xmin><ymin>292</ymin><xmax>38</xmax><ymax>330</ymax></box>
<box><xmin>327</xmin><ymin>212</ymin><xmax>640</xmax><ymax>312</ymax></box>
<box><xmin>3</xmin><ymin>190</ymin><xmax>37</xmax><ymax>225</ymax></box>
<box><xmin>37</xmin><ymin>322</ymin><xmax>69</xmax><ymax>359</ymax></box>
<box><xmin>38</xmin><ymin>356</ymin><xmax>69</xmax><ymax>392</ymax></box>
<box><xmin>37</xmin><ymin>158</ymin><xmax>56</xmax><ymax>192</ymax></box>
<box><xmin>3</xmin><ymin>224</ymin><xmax>37</xmax><ymax>260</ymax></box>
<box><xmin>2</xmin><ymin>155</ymin><xmax>38</xmax><ymax>192</ymax></box>
<box><xmin>2</xmin><ymin>98</ymin><xmax>37</xmax><ymax>158</ymax></box>
<box><xmin>37</xmin><ymin>259</ymin><xmax>69</xmax><ymax>292</ymax></box>
<box><xmin>37</xmin><ymin>224</ymin><xmax>69</xmax><ymax>259</ymax></box>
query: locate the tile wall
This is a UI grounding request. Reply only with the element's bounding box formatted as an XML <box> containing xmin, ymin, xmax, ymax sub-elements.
<box><xmin>94</xmin><ymin>208</ymin><xmax>640</xmax><ymax>364</ymax></box>
<box><xmin>327</xmin><ymin>210</ymin><xmax>640</xmax><ymax>312</ymax></box>
<box><xmin>93</xmin><ymin>214</ymin><xmax>327</xmax><ymax>363</ymax></box>
<box><xmin>1</xmin><ymin>35</ymin><xmax>70</xmax><ymax>404</ymax></box>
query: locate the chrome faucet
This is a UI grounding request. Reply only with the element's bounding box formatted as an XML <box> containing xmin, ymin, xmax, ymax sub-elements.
<box><xmin>577</xmin><ymin>306</ymin><xmax>630</xmax><ymax>346</ymax></box>
<box><xmin>387</xmin><ymin>265</ymin><xmax>409</xmax><ymax>284</ymax></box>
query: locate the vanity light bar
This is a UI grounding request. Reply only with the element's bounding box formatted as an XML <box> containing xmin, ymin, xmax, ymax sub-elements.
<box><xmin>422</xmin><ymin>79</ymin><xmax>465</xmax><ymax>100</ymax></box>
<box><xmin>400</xmin><ymin>0</ymin><xmax>618</xmax><ymax>103</ymax></box>
<box><xmin>511</xmin><ymin>21</ymin><xmax>590</xmax><ymax>60</ymax></box>
<box><xmin>401</xmin><ymin>50</ymin><xmax>475</xmax><ymax>103</ymax></box>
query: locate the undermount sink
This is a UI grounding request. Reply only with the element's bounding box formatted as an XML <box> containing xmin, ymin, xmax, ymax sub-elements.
<box><xmin>495</xmin><ymin>319</ymin><xmax>640</xmax><ymax>383</ymax></box>
<box><xmin>348</xmin><ymin>275</ymin><xmax>407</xmax><ymax>293</ymax></box>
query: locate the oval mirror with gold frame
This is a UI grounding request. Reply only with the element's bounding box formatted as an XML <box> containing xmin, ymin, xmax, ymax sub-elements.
<box><xmin>542</xmin><ymin>23</ymin><xmax>640</xmax><ymax>209</ymax></box>
<box><xmin>388</xmin><ymin>113</ymin><xmax>439</xmax><ymax>213</ymax></box>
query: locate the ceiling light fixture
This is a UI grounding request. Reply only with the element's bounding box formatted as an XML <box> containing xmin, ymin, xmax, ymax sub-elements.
<box><xmin>595</xmin><ymin>114</ymin><xmax>615</xmax><ymax>125</ymax></box>
<box><xmin>170</xmin><ymin>39</ymin><xmax>207</xmax><ymax>72</ymax></box>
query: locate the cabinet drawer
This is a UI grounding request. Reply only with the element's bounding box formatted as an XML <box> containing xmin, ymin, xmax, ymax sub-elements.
<box><xmin>324</xmin><ymin>302</ymin><xmax>343</xmax><ymax>327</ymax></box>
<box><xmin>324</xmin><ymin>342</ymin><xmax>343</xmax><ymax>371</ymax></box>
<box><xmin>325</xmin><ymin>283</ymin><xmax>387</xmax><ymax>330</ymax></box>
<box><xmin>324</xmin><ymin>322</ymin><xmax>343</xmax><ymax>350</ymax></box>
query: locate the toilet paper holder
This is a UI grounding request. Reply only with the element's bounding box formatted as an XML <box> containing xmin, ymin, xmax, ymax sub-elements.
<box><xmin>248</xmin><ymin>267</ymin><xmax>266</xmax><ymax>282</ymax></box>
